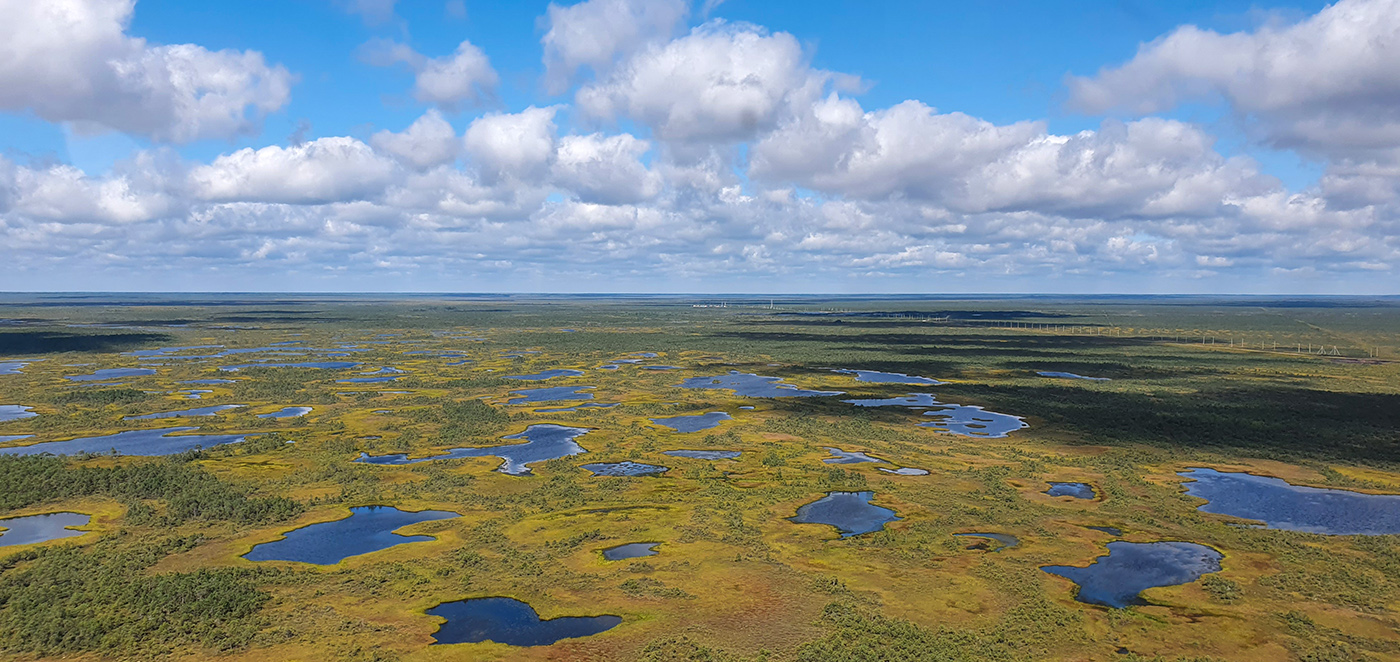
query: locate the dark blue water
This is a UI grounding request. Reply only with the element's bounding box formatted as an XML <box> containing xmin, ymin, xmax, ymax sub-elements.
<box><xmin>65</xmin><ymin>368</ymin><xmax>155</xmax><ymax>381</ymax></box>
<box><xmin>180</xmin><ymin>379</ymin><xmax>236</xmax><ymax>385</ymax></box>
<box><xmin>1087</xmin><ymin>526</ymin><xmax>1123</xmax><ymax>536</ymax></box>
<box><xmin>663</xmin><ymin>450</ymin><xmax>742</xmax><ymax>460</ymax></box>
<box><xmin>834</xmin><ymin>369</ymin><xmax>945</xmax><ymax>385</ymax></box>
<box><xmin>124</xmin><ymin>404</ymin><xmax>245</xmax><ymax>420</ymax></box>
<box><xmin>243</xmin><ymin>506</ymin><xmax>459</xmax><ymax>565</ymax></box>
<box><xmin>337</xmin><ymin>376</ymin><xmax>403</xmax><ymax>383</ymax></box>
<box><xmin>676</xmin><ymin>372</ymin><xmax>843</xmax><ymax>398</ymax></box>
<box><xmin>955</xmin><ymin>532</ymin><xmax>1019</xmax><ymax>551</ymax></box>
<box><xmin>260</xmin><ymin>406</ymin><xmax>312</xmax><ymax>419</ymax></box>
<box><xmin>642</xmin><ymin>365</ymin><xmax>681</xmax><ymax>371</ymax></box>
<box><xmin>789</xmin><ymin>491</ymin><xmax>901</xmax><ymax>537</ymax></box>
<box><xmin>0</xmin><ymin>405</ymin><xmax>38</xmax><ymax>422</ymax></box>
<box><xmin>1179</xmin><ymin>468</ymin><xmax>1400</xmax><ymax>535</ymax></box>
<box><xmin>843</xmin><ymin>393</ymin><xmax>944</xmax><ymax>408</ymax></box>
<box><xmin>581</xmin><ymin>461</ymin><xmax>668</xmax><ymax>476</ymax></box>
<box><xmin>0</xmin><ymin>427</ymin><xmax>247</xmax><ymax>456</ymax></box>
<box><xmin>822</xmin><ymin>447</ymin><xmax>885</xmax><ymax>464</ymax></box>
<box><xmin>1046</xmin><ymin>482</ymin><xmax>1097</xmax><ymax>499</ymax></box>
<box><xmin>507</xmin><ymin>386</ymin><xmax>595</xmax><ymax>404</ymax></box>
<box><xmin>1038</xmin><ymin>371</ymin><xmax>1111</xmax><ymax>381</ymax></box>
<box><xmin>879</xmin><ymin>467</ymin><xmax>929</xmax><ymax>476</ymax></box>
<box><xmin>220</xmin><ymin>361</ymin><xmax>359</xmax><ymax>371</ymax></box>
<box><xmin>535</xmin><ymin>403</ymin><xmax>618</xmax><ymax>413</ymax></box>
<box><xmin>602</xmin><ymin>542</ymin><xmax>659</xmax><ymax>560</ymax></box>
<box><xmin>650</xmin><ymin>412</ymin><xmax>732</xmax><ymax>433</ymax></box>
<box><xmin>427</xmin><ymin>597</ymin><xmax>621</xmax><ymax>646</ymax></box>
<box><xmin>1042</xmin><ymin>541</ymin><xmax>1223</xmax><ymax>608</ymax></box>
<box><xmin>356</xmin><ymin>425</ymin><xmax>591</xmax><ymax>475</ymax></box>
<box><xmin>0</xmin><ymin>512</ymin><xmax>91</xmax><ymax>547</ymax></box>
<box><xmin>919</xmin><ymin>405</ymin><xmax>1027</xmax><ymax>438</ymax></box>
<box><xmin>599</xmin><ymin>364</ymin><xmax>619</xmax><ymax>370</ymax></box>
<box><xmin>506</xmin><ymin>369</ymin><xmax>585</xmax><ymax>380</ymax></box>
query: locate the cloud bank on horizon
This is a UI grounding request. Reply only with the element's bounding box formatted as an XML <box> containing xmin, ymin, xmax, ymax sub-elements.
<box><xmin>0</xmin><ymin>0</ymin><xmax>1396</xmax><ymax>292</ymax></box>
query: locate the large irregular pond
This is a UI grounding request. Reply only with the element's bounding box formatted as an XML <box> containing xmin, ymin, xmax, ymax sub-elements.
<box><xmin>1041</xmin><ymin>541</ymin><xmax>1223</xmax><ymax>608</ymax></box>
<box><xmin>833</xmin><ymin>369</ymin><xmax>945</xmax><ymax>385</ymax></box>
<box><xmin>243</xmin><ymin>506</ymin><xmax>459</xmax><ymax>565</ymax></box>
<box><xmin>505</xmin><ymin>369</ymin><xmax>585</xmax><ymax>380</ymax></box>
<box><xmin>580</xmin><ymin>461</ymin><xmax>668</xmax><ymax>477</ymax></box>
<box><xmin>677</xmin><ymin>371</ymin><xmax>843</xmax><ymax>398</ymax></box>
<box><xmin>822</xmin><ymin>447</ymin><xmax>885</xmax><ymax>464</ymax></box>
<box><xmin>0</xmin><ymin>427</ymin><xmax>247</xmax><ymax>457</ymax></box>
<box><xmin>124</xmin><ymin>404</ymin><xmax>245</xmax><ymax>420</ymax></box>
<box><xmin>1179</xmin><ymin>468</ymin><xmax>1400</xmax><ymax>535</ymax></box>
<box><xmin>919</xmin><ymin>405</ymin><xmax>1027</xmax><ymax>438</ymax></box>
<box><xmin>64</xmin><ymin>368</ymin><xmax>156</xmax><ymax>381</ymax></box>
<box><xmin>650</xmin><ymin>412</ymin><xmax>732</xmax><ymax>433</ymax></box>
<box><xmin>0</xmin><ymin>362</ymin><xmax>31</xmax><ymax>375</ymax></box>
<box><xmin>427</xmin><ymin>597</ymin><xmax>621</xmax><ymax>646</ymax></box>
<box><xmin>844</xmin><ymin>393</ymin><xmax>1027</xmax><ymax>438</ymax></box>
<box><xmin>356</xmin><ymin>425</ymin><xmax>591</xmax><ymax>475</ymax></box>
<box><xmin>0</xmin><ymin>512</ymin><xmax>91</xmax><ymax>547</ymax></box>
<box><xmin>507</xmin><ymin>386</ymin><xmax>595</xmax><ymax>404</ymax></box>
<box><xmin>789</xmin><ymin>491</ymin><xmax>901</xmax><ymax>537</ymax></box>
<box><xmin>0</xmin><ymin>405</ymin><xmax>38</xmax><ymax>422</ymax></box>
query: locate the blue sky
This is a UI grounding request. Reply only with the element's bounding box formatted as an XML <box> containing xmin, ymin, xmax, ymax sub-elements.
<box><xmin>0</xmin><ymin>0</ymin><xmax>1394</xmax><ymax>293</ymax></box>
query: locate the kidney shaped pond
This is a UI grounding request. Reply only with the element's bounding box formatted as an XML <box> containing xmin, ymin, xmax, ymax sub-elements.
<box><xmin>428</xmin><ymin>597</ymin><xmax>621</xmax><ymax>646</ymax></box>
<box><xmin>790</xmin><ymin>491</ymin><xmax>901</xmax><ymax>538</ymax></box>
<box><xmin>650</xmin><ymin>412</ymin><xmax>732</xmax><ymax>433</ymax></box>
<box><xmin>1180</xmin><ymin>468</ymin><xmax>1400</xmax><ymax>535</ymax></box>
<box><xmin>1041</xmin><ymin>541</ymin><xmax>1222</xmax><ymax>608</ymax></box>
<box><xmin>0</xmin><ymin>512</ymin><xmax>91</xmax><ymax>547</ymax></box>
<box><xmin>356</xmin><ymin>425</ymin><xmax>591</xmax><ymax>476</ymax></box>
<box><xmin>244</xmin><ymin>506</ymin><xmax>459</xmax><ymax>565</ymax></box>
<box><xmin>0</xmin><ymin>427</ymin><xmax>247</xmax><ymax>457</ymax></box>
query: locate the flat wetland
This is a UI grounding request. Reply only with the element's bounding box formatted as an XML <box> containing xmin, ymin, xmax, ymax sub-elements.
<box><xmin>1</xmin><ymin>294</ymin><xmax>1399</xmax><ymax>661</ymax></box>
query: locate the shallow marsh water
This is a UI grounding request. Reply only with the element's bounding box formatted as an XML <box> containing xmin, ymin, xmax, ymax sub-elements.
<box><xmin>1180</xmin><ymin>468</ymin><xmax>1400</xmax><ymax>535</ymax></box>
<box><xmin>789</xmin><ymin>491</ymin><xmax>901</xmax><ymax>537</ymax></box>
<box><xmin>356</xmin><ymin>425</ymin><xmax>591</xmax><ymax>475</ymax></box>
<box><xmin>650</xmin><ymin>412</ymin><xmax>732</xmax><ymax>433</ymax></box>
<box><xmin>0</xmin><ymin>427</ymin><xmax>247</xmax><ymax>456</ymax></box>
<box><xmin>0</xmin><ymin>512</ymin><xmax>91</xmax><ymax>547</ymax></box>
<box><xmin>1041</xmin><ymin>541</ymin><xmax>1223</xmax><ymax>608</ymax></box>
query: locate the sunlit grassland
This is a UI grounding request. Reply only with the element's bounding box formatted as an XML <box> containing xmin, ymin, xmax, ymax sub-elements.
<box><xmin>0</xmin><ymin>296</ymin><xmax>1397</xmax><ymax>661</ymax></box>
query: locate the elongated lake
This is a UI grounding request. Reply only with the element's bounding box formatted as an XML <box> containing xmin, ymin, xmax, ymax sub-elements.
<box><xmin>124</xmin><ymin>404</ymin><xmax>245</xmax><ymax>420</ymax></box>
<box><xmin>508</xmin><ymin>386</ymin><xmax>595</xmax><ymax>404</ymax></box>
<box><xmin>64</xmin><ymin>368</ymin><xmax>155</xmax><ymax>381</ymax></box>
<box><xmin>833</xmin><ymin>369</ymin><xmax>945</xmax><ymax>385</ymax></box>
<box><xmin>506</xmin><ymin>369</ymin><xmax>585</xmax><ymax>380</ymax></box>
<box><xmin>243</xmin><ymin>506</ymin><xmax>459</xmax><ymax>564</ymax></box>
<box><xmin>0</xmin><ymin>405</ymin><xmax>38</xmax><ymax>422</ymax></box>
<box><xmin>0</xmin><ymin>427</ymin><xmax>247</xmax><ymax>456</ymax></box>
<box><xmin>427</xmin><ymin>597</ymin><xmax>621</xmax><ymax>646</ymax></box>
<box><xmin>677</xmin><ymin>371</ymin><xmax>843</xmax><ymax>398</ymax></box>
<box><xmin>1179</xmin><ymin>468</ymin><xmax>1400</xmax><ymax>535</ymax></box>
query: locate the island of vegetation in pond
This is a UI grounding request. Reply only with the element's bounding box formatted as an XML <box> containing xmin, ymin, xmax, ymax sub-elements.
<box><xmin>789</xmin><ymin>491</ymin><xmax>901</xmax><ymax>537</ymax></box>
<box><xmin>356</xmin><ymin>424</ymin><xmax>591</xmax><ymax>475</ymax></box>
<box><xmin>426</xmin><ymin>597</ymin><xmax>622</xmax><ymax>646</ymax></box>
<box><xmin>1179</xmin><ymin>468</ymin><xmax>1400</xmax><ymax>535</ymax></box>
<box><xmin>580</xmin><ymin>461</ymin><xmax>668</xmax><ymax>476</ymax></box>
<box><xmin>1041</xmin><ymin>541</ymin><xmax>1223</xmax><ymax>608</ymax></box>
<box><xmin>243</xmin><ymin>506</ymin><xmax>458</xmax><ymax>565</ymax></box>
<box><xmin>0</xmin><ymin>512</ymin><xmax>91</xmax><ymax>547</ymax></box>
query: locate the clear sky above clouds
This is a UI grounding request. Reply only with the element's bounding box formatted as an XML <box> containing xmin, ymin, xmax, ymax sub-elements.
<box><xmin>0</xmin><ymin>0</ymin><xmax>1395</xmax><ymax>293</ymax></box>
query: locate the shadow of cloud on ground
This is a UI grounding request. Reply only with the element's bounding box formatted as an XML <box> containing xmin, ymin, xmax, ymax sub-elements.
<box><xmin>0</xmin><ymin>331</ymin><xmax>176</xmax><ymax>355</ymax></box>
